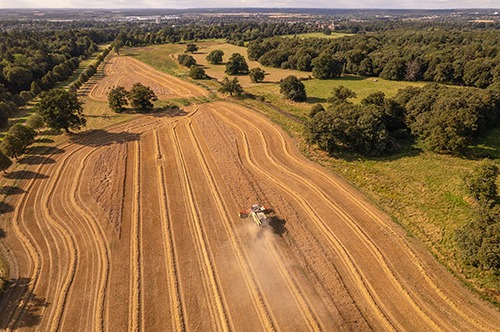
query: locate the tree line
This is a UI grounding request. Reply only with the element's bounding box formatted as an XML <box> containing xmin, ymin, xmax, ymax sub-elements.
<box><xmin>306</xmin><ymin>83</ymin><xmax>500</xmax><ymax>156</ymax></box>
<box><xmin>247</xmin><ymin>29</ymin><xmax>500</xmax><ymax>88</ymax></box>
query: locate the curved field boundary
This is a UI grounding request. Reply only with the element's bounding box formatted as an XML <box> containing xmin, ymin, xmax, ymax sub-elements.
<box><xmin>87</xmin><ymin>56</ymin><xmax>209</xmax><ymax>102</ymax></box>
<box><xmin>170</xmin><ymin>123</ymin><xmax>232</xmax><ymax>332</ymax></box>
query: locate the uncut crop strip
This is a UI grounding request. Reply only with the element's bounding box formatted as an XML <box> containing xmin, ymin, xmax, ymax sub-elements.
<box><xmin>218</xmin><ymin>102</ymin><xmax>499</xmax><ymax>331</ymax></box>
<box><xmin>170</xmin><ymin>123</ymin><xmax>231</xmax><ymax>332</ymax></box>
<box><xmin>181</xmin><ymin>117</ymin><xmax>280</xmax><ymax>331</ymax></box>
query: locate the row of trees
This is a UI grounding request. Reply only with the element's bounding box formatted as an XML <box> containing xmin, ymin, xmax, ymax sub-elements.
<box><xmin>68</xmin><ymin>46</ymin><xmax>112</xmax><ymax>93</ymax></box>
<box><xmin>247</xmin><ymin>29</ymin><xmax>500</xmax><ymax>88</ymax></box>
<box><xmin>306</xmin><ymin>83</ymin><xmax>500</xmax><ymax>156</ymax></box>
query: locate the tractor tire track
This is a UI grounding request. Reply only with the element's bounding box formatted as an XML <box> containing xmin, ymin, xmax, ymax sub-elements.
<box><xmin>128</xmin><ymin>140</ymin><xmax>142</xmax><ymax>332</ymax></box>
<box><xmin>153</xmin><ymin>129</ymin><xmax>185</xmax><ymax>331</ymax></box>
<box><xmin>211</xmin><ymin>103</ymin><xmax>396</xmax><ymax>331</ymax></box>
<box><xmin>219</xmin><ymin>102</ymin><xmax>500</xmax><ymax>331</ymax></box>
<box><xmin>181</xmin><ymin>118</ymin><xmax>280</xmax><ymax>331</ymax></box>
<box><xmin>170</xmin><ymin>123</ymin><xmax>232</xmax><ymax>332</ymax></box>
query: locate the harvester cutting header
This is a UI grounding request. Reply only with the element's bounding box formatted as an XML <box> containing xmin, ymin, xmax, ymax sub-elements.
<box><xmin>239</xmin><ymin>204</ymin><xmax>273</xmax><ymax>226</ymax></box>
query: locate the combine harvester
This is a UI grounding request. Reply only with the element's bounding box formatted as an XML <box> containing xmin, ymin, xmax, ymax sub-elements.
<box><xmin>239</xmin><ymin>204</ymin><xmax>273</xmax><ymax>226</ymax></box>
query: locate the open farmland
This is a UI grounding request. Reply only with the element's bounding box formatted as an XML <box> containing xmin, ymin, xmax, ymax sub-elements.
<box><xmin>1</xmin><ymin>95</ymin><xmax>500</xmax><ymax>329</ymax></box>
<box><xmin>85</xmin><ymin>55</ymin><xmax>209</xmax><ymax>102</ymax></box>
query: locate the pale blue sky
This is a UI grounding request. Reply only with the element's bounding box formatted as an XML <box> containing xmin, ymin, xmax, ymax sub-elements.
<box><xmin>0</xmin><ymin>0</ymin><xmax>498</xmax><ymax>9</ymax></box>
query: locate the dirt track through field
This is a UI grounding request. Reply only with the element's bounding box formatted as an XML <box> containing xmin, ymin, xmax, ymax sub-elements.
<box><xmin>1</xmin><ymin>97</ymin><xmax>499</xmax><ymax>330</ymax></box>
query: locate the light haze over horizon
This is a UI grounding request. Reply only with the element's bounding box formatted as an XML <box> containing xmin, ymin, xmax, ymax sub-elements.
<box><xmin>0</xmin><ymin>0</ymin><xmax>498</xmax><ymax>9</ymax></box>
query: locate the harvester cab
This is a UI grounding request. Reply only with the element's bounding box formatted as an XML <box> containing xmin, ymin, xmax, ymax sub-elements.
<box><xmin>239</xmin><ymin>204</ymin><xmax>272</xmax><ymax>226</ymax></box>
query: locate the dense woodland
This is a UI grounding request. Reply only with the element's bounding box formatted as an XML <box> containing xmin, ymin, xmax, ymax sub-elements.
<box><xmin>248</xmin><ymin>29</ymin><xmax>500</xmax><ymax>88</ymax></box>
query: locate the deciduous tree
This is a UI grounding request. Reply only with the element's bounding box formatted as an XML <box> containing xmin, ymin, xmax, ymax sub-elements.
<box><xmin>249</xmin><ymin>68</ymin><xmax>265</xmax><ymax>83</ymax></box>
<box><xmin>128</xmin><ymin>83</ymin><xmax>158</xmax><ymax>113</ymax></box>
<box><xmin>188</xmin><ymin>67</ymin><xmax>207</xmax><ymax>79</ymax></box>
<box><xmin>185</xmin><ymin>43</ymin><xmax>199</xmax><ymax>53</ymax></box>
<box><xmin>280</xmin><ymin>75</ymin><xmax>307</xmax><ymax>102</ymax></box>
<box><xmin>36</xmin><ymin>89</ymin><xmax>86</xmax><ymax>134</ymax></box>
<box><xmin>225</xmin><ymin>53</ymin><xmax>249</xmax><ymax>75</ymax></box>
<box><xmin>107</xmin><ymin>86</ymin><xmax>128</xmax><ymax>112</ymax></box>
<box><xmin>219</xmin><ymin>77</ymin><xmax>243</xmax><ymax>96</ymax></box>
<box><xmin>206</xmin><ymin>50</ymin><xmax>224</xmax><ymax>64</ymax></box>
<box><xmin>0</xmin><ymin>151</ymin><xmax>12</xmax><ymax>173</ymax></box>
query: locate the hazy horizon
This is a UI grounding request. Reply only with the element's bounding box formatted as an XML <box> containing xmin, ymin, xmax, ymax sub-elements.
<box><xmin>0</xmin><ymin>0</ymin><xmax>499</xmax><ymax>10</ymax></box>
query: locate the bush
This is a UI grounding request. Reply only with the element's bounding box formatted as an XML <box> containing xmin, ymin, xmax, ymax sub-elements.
<box><xmin>177</xmin><ymin>54</ymin><xmax>197</xmax><ymax>68</ymax></box>
<box><xmin>188</xmin><ymin>67</ymin><xmax>207</xmax><ymax>79</ymax></box>
<box><xmin>206</xmin><ymin>50</ymin><xmax>224</xmax><ymax>64</ymax></box>
<box><xmin>309</xmin><ymin>104</ymin><xmax>325</xmax><ymax>118</ymax></box>
<box><xmin>464</xmin><ymin>160</ymin><xmax>499</xmax><ymax>202</ymax></box>
<box><xmin>249</xmin><ymin>68</ymin><xmax>265</xmax><ymax>83</ymax></box>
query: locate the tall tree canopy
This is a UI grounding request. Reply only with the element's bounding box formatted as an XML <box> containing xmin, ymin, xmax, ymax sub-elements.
<box><xmin>127</xmin><ymin>83</ymin><xmax>158</xmax><ymax>113</ymax></box>
<box><xmin>36</xmin><ymin>89</ymin><xmax>86</xmax><ymax>133</ymax></box>
<box><xmin>225</xmin><ymin>53</ymin><xmax>249</xmax><ymax>75</ymax></box>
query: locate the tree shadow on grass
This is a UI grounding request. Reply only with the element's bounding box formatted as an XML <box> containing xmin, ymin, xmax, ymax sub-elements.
<box><xmin>0</xmin><ymin>186</ymin><xmax>25</xmax><ymax>195</ymax></box>
<box><xmin>70</xmin><ymin>130</ymin><xmax>140</xmax><ymax>147</ymax></box>
<box><xmin>0</xmin><ymin>277</ymin><xmax>49</xmax><ymax>329</ymax></box>
<box><xmin>17</xmin><ymin>156</ymin><xmax>56</xmax><ymax>166</ymax></box>
<box><xmin>306</xmin><ymin>96</ymin><xmax>327</xmax><ymax>104</ymax></box>
<box><xmin>148</xmin><ymin>106</ymin><xmax>188</xmax><ymax>118</ymax></box>
<box><xmin>4</xmin><ymin>171</ymin><xmax>48</xmax><ymax>180</ymax></box>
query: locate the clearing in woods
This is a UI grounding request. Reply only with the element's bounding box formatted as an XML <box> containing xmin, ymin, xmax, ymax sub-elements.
<box><xmin>0</xmin><ymin>55</ymin><xmax>499</xmax><ymax>331</ymax></box>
